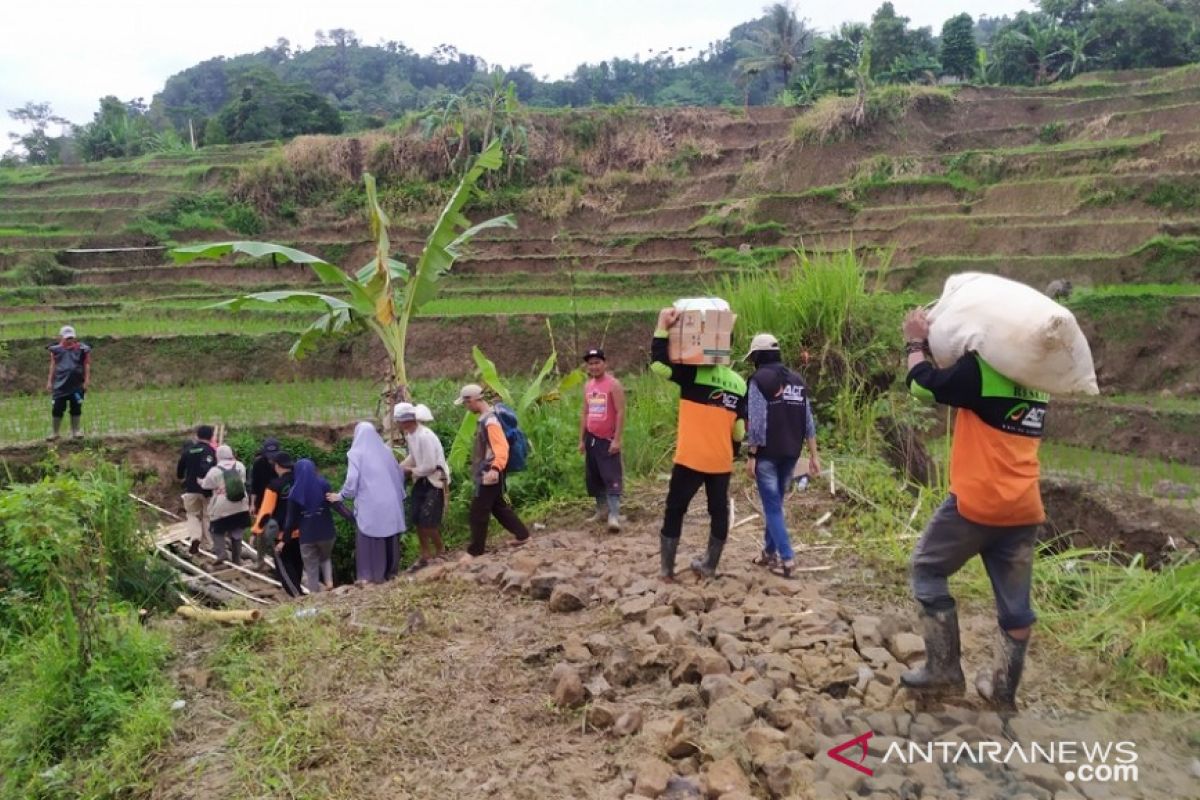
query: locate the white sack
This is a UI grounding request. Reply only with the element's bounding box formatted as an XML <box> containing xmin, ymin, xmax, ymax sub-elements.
<box><xmin>926</xmin><ymin>272</ymin><xmax>1099</xmax><ymax>396</ymax></box>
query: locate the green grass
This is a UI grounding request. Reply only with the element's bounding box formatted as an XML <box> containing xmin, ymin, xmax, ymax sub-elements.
<box><xmin>0</xmin><ymin>295</ymin><xmax>677</xmax><ymax>340</ymax></box>
<box><xmin>1040</xmin><ymin>442</ymin><xmax>1200</xmax><ymax>495</ymax></box>
<box><xmin>0</xmin><ymin>379</ymin><xmax>381</xmax><ymax>444</ymax></box>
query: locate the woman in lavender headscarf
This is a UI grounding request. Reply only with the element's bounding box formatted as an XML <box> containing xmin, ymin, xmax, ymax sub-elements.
<box><xmin>329</xmin><ymin>421</ymin><xmax>407</xmax><ymax>584</ymax></box>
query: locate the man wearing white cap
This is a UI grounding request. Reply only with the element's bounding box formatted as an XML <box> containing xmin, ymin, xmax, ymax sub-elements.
<box><xmin>395</xmin><ymin>402</ymin><xmax>450</xmax><ymax>569</ymax></box>
<box><xmin>744</xmin><ymin>333</ymin><xmax>820</xmax><ymax>579</ymax></box>
<box><xmin>46</xmin><ymin>324</ymin><xmax>91</xmax><ymax>440</ymax></box>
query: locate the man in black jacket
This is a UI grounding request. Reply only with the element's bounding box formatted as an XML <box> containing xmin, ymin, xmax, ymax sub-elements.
<box><xmin>177</xmin><ymin>425</ymin><xmax>216</xmax><ymax>554</ymax></box>
<box><xmin>744</xmin><ymin>334</ymin><xmax>821</xmax><ymax>579</ymax></box>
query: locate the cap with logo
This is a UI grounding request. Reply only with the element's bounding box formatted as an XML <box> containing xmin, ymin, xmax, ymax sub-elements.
<box><xmin>454</xmin><ymin>383</ymin><xmax>485</xmax><ymax>406</ymax></box>
<box><xmin>582</xmin><ymin>348</ymin><xmax>606</xmax><ymax>362</ymax></box>
<box><xmin>743</xmin><ymin>333</ymin><xmax>780</xmax><ymax>361</ymax></box>
<box><xmin>59</xmin><ymin>325</ymin><xmax>76</xmax><ymax>339</ymax></box>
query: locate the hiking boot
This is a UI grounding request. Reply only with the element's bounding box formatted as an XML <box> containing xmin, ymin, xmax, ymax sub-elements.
<box><xmin>606</xmin><ymin>513</ymin><xmax>621</xmax><ymax>533</ymax></box>
<box><xmin>975</xmin><ymin>629</ymin><xmax>1029</xmax><ymax>713</ymax></box>
<box><xmin>659</xmin><ymin>535</ymin><xmax>679</xmax><ymax>581</ymax></box>
<box><xmin>900</xmin><ymin>606</ymin><xmax>966</xmax><ymax>696</ymax></box>
<box><xmin>689</xmin><ymin>536</ymin><xmax>726</xmax><ymax>579</ymax></box>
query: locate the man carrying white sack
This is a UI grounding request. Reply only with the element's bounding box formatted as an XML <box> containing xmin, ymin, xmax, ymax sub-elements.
<box><xmin>899</xmin><ymin>306</ymin><xmax>1048</xmax><ymax>713</ymax></box>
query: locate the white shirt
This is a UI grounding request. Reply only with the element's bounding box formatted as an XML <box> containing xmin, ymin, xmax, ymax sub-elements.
<box><xmin>400</xmin><ymin>424</ymin><xmax>450</xmax><ymax>488</ymax></box>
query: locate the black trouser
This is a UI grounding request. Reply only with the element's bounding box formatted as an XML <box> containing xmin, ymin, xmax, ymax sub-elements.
<box><xmin>51</xmin><ymin>394</ymin><xmax>83</xmax><ymax>418</ymax></box>
<box><xmin>468</xmin><ymin>479</ymin><xmax>530</xmax><ymax>556</ymax></box>
<box><xmin>660</xmin><ymin>464</ymin><xmax>731</xmax><ymax>542</ymax></box>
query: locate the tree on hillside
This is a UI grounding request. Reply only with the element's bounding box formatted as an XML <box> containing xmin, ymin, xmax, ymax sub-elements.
<box><xmin>74</xmin><ymin>96</ymin><xmax>161</xmax><ymax>161</ymax></box>
<box><xmin>1039</xmin><ymin>0</ymin><xmax>1104</xmax><ymax>27</ymax></box>
<box><xmin>1091</xmin><ymin>0</ymin><xmax>1196</xmax><ymax>68</ymax></box>
<box><xmin>209</xmin><ymin>68</ymin><xmax>342</xmax><ymax>143</ymax></box>
<box><xmin>868</xmin><ymin>3</ymin><xmax>911</xmax><ymax>78</ymax></box>
<box><xmin>5</xmin><ymin>102</ymin><xmax>68</xmax><ymax>165</ymax></box>
<box><xmin>736</xmin><ymin>3</ymin><xmax>813</xmax><ymax>89</ymax></box>
<box><xmin>940</xmin><ymin>14</ymin><xmax>979</xmax><ymax>79</ymax></box>
<box><xmin>819</xmin><ymin>23</ymin><xmax>871</xmax><ymax>95</ymax></box>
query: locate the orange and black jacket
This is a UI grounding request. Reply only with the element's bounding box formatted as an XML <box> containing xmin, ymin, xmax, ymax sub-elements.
<box><xmin>253</xmin><ymin>472</ymin><xmax>296</xmax><ymax>541</ymax></box>
<box><xmin>651</xmin><ymin>332</ymin><xmax>747</xmax><ymax>475</ymax></box>
<box><xmin>908</xmin><ymin>353</ymin><xmax>1048</xmax><ymax>527</ymax></box>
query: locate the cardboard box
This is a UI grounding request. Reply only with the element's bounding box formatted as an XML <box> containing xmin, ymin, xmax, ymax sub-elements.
<box><xmin>668</xmin><ymin>307</ymin><xmax>736</xmax><ymax>365</ymax></box>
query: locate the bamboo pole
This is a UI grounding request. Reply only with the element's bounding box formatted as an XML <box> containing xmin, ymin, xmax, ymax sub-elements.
<box><xmin>155</xmin><ymin>545</ymin><xmax>272</xmax><ymax>606</ymax></box>
<box><xmin>176</xmin><ymin>606</ymin><xmax>261</xmax><ymax>624</ymax></box>
<box><xmin>130</xmin><ymin>493</ymin><xmax>183</xmax><ymax>520</ymax></box>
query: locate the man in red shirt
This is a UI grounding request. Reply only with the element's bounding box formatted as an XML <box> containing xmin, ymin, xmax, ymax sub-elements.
<box><xmin>579</xmin><ymin>348</ymin><xmax>626</xmax><ymax>532</ymax></box>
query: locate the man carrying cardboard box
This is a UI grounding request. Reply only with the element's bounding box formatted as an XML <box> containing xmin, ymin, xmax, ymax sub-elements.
<box><xmin>651</xmin><ymin>307</ymin><xmax>747</xmax><ymax>581</ymax></box>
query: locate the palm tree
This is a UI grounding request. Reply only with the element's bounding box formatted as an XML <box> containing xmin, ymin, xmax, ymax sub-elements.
<box><xmin>737</xmin><ymin>3</ymin><xmax>812</xmax><ymax>89</ymax></box>
<box><xmin>1059</xmin><ymin>27</ymin><xmax>1097</xmax><ymax>80</ymax></box>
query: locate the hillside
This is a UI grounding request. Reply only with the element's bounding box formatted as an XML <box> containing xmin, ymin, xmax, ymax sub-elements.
<box><xmin>2</xmin><ymin>66</ymin><xmax>1200</xmax><ymax>800</ymax></box>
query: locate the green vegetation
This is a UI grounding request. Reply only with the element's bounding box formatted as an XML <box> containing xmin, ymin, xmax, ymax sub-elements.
<box><xmin>126</xmin><ymin>191</ymin><xmax>265</xmax><ymax>242</ymax></box>
<box><xmin>1040</xmin><ymin>442</ymin><xmax>1200</xmax><ymax>493</ymax></box>
<box><xmin>0</xmin><ymin>463</ymin><xmax>180</xmax><ymax>797</ymax></box>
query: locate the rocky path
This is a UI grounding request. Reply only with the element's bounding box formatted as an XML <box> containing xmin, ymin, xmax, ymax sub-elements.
<box><xmin>406</xmin><ymin>502</ymin><xmax>1198</xmax><ymax>800</ymax></box>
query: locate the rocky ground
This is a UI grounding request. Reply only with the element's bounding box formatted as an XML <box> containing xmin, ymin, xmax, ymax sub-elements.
<box><xmin>153</xmin><ymin>489</ymin><xmax>1199</xmax><ymax>800</ymax></box>
<box><xmin>402</xmin><ymin>500</ymin><xmax>1199</xmax><ymax>800</ymax></box>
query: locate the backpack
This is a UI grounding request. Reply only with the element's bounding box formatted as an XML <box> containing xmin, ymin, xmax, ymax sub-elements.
<box><xmin>220</xmin><ymin>466</ymin><xmax>247</xmax><ymax>502</ymax></box>
<box><xmin>491</xmin><ymin>403</ymin><xmax>530</xmax><ymax>473</ymax></box>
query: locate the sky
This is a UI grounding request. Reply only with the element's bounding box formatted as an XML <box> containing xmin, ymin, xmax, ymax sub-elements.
<box><xmin>1</xmin><ymin>0</ymin><xmax>1035</xmax><ymax>147</ymax></box>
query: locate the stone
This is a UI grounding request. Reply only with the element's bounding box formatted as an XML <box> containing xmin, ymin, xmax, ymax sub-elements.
<box><xmin>622</xmin><ymin>594</ymin><xmax>656</xmax><ymax>621</ymax></box>
<box><xmin>706</xmin><ymin>697</ymin><xmax>755</xmax><ymax>733</ymax></box>
<box><xmin>478</xmin><ymin>563</ymin><xmax>506</xmax><ymax>584</ymax></box>
<box><xmin>605</xmin><ymin>647</ymin><xmax>638</xmax><ymax>687</ymax></box>
<box><xmin>501</xmin><ymin>569</ymin><xmax>531</xmax><ymax>594</ymax></box>
<box><xmin>586</xmin><ymin>633</ymin><xmax>614</xmax><ymax>658</ymax></box>
<box><xmin>762</xmin><ymin>752</ymin><xmax>816</xmax><ymax>798</ymax></box>
<box><xmin>646</xmin><ymin>606</ymin><xmax>677</xmax><ymax>625</ymax></box>
<box><xmin>662</xmin><ymin>775</ymin><xmax>705</xmax><ymax>799</ymax></box>
<box><xmin>702</xmin><ymin>607</ymin><xmax>746</xmax><ymax>637</ymax></box>
<box><xmin>1018</xmin><ymin>762</ymin><xmax>1071</xmax><ymax>794</ymax></box>
<box><xmin>667</xmin><ymin>735</ymin><xmax>702</xmax><ymax>759</ymax></box>
<box><xmin>768</xmin><ymin>630</ymin><xmax>793</xmax><ymax>652</ymax></box>
<box><xmin>587</xmin><ymin>702</ymin><xmax>618</xmax><ymax>730</ymax></box>
<box><xmin>743</xmin><ymin>725</ymin><xmax>789</xmax><ymax>767</ymax></box>
<box><xmin>703</xmin><ymin>756</ymin><xmax>750</xmax><ymax>799</ymax></box>
<box><xmin>528</xmin><ymin>570</ymin><xmax>566</xmax><ymax>600</ymax></box>
<box><xmin>614</xmin><ymin>708</ymin><xmax>644</xmax><ymax>737</ymax></box>
<box><xmin>634</xmin><ymin>758</ymin><xmax>674</xmax><ymax>798</ymax></box>
<box><xmin>653</xmin><ymin>616</ymin><xmax>695</xmax><ymax>646</ymax></box>
<box><xmin>859</xmin><ymin>646</ymin><xmax>895</xmax><ymax>667</ymax></box>
<box><xmin>907</xmin><ymin>761</ymin><xmax>945</xmax><ymax>792</ymax></box>
<box><xmin>785</xmin><ymin>719</ymin><xmax>818</xmax><ymax>756</ymax></box>
<box><xmin>586</xmin><ymin>674</ymin><xmax>614</xmax><ymax>701</ymax></box>
<box><xmin>852</xmin><ymin>615</ymin><xmax>883</xmax><ymax>650</ymax></box>
<box><xmin>865</xmin><ymin>680</ymin><xmax>896</xmax><ymax>709</ymax></box>
<box><xmin>562</xmin><ymin>635</ymin><xmax>591</xmax><ymax>663</ymax></box>
<box><xmin>552</xmin><ymin>666</ymin><xmax>585</xmax><ymax>707</ymax></box>
<box><xmin>667</xmin><ymin>684</ymin><xmax>703</xmax><ymax>709</ymax></box>
<box><xmin>671</xmin><ymin>590</ymin><xmax>707</xmax><ymax>615</ymax></box>
<box><xmin>700</xmin><ymin>674</ymin><xmax>739</xmax><ymax>705</ymax></box>
<box><xmin>698</xmin><ymin>650</ymin><xmax>732</xmax><ymax>676</ymax></box>
<box><xmin>888</xmin><ymin>632</ymin><xmax>925</xmax><ymax>663</ymax></box>
<box><xmin>547</xmin><ymin>661</ymin><xmax>576</xmax><ymax>691</ymax></box>
<box><xmin>645</xmin><ymin>714</ymin><xmax>687</xmax><ymax>744</ymax></box>
<box><xmin>549</xmin><ymin>584</ymin><xmax>586</xmax><ymax>613</ymax></box>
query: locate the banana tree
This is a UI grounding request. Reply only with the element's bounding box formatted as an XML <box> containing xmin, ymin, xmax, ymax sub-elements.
<box><xmin>172</xmin><ymin>138</ymin><xmax>515</xmax><ymax>410</ymax></box>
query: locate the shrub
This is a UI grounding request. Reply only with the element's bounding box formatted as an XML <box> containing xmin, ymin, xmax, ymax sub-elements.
<box><xmin>792</xmin><ymin>86</ymin><xmax>954</xmax><ymax>144</ymax></box>
<box><xmin>17</xmin><ymin>251</ymin><xmax>73</xmax><ymax>286</ymax></box>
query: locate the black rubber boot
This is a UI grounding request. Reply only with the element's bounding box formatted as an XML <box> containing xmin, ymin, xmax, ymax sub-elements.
<box><xmin>975</xmin><ymin>629</ymin><xmax>1029</xmax><ymax>713</ymax></box>
<box><xmin>900</xmin><ymin>605</ymin><xmax>966</xmax><ymax>696</ymax></box>
<box><xmin>230</xmin><ymin>537</ymin><xmax>244</xmax><ymax>566</ymax></box>
<box><xmin>69</xmin><ymin>415</ymin><xmax>82</xmax><ymax>438</ymax></box>
<box><xmin>659</xmin><ymin>535</ymin><xmax>679</xmax><ymax>580</ymax></box>
<box><xmin>689</xmin><ymin>536</ymin><xmax>726</xmax><ymax>579</ymax></box>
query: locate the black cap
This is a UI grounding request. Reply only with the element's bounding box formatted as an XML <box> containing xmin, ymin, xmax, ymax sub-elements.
<box><xmin>582</xmin><ymin>348</ymin><xmax>606</xmax><ymax>362</ymax></box>
<box><xmin>271</xmin><ymin>452</ymin><xmax>295</xmax><ymax>468</ymax></box>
